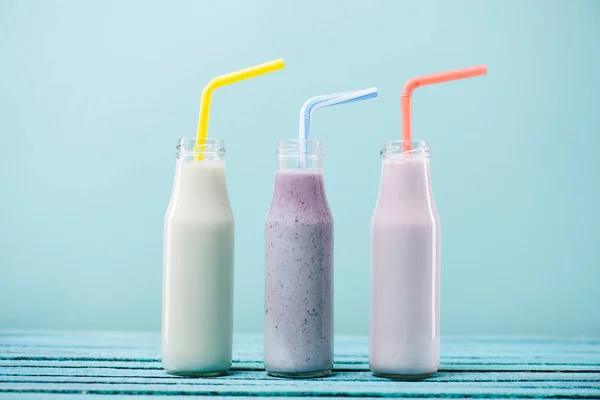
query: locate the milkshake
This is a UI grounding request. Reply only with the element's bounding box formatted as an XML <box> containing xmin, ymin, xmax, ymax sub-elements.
<box><xmin>162</xmin><ymin>138</ymin><xmax>234</xmax><ymax>376</ymax></box>
<box><xmin>370</xmin><ymin>140</ymin><xmax>440</xmax><ymax>378</ymax></box>
<box><xmin>264</xmin><ymin>139</ymin><xmax>333</xmax><ymax>378</ymax></box>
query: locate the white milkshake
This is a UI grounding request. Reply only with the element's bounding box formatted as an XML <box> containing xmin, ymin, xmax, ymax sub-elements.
<box><xmin>370</xmin><ymin>140</ymin><xmax>440</xmax><ymax>378</ymax></box>
<box><xmin>162</xmin><ymin>139</ymin><xmax>234</xmax><ymax>376</ymax></box>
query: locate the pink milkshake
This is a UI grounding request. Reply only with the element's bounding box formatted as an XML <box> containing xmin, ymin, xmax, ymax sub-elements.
<box><xmin>370</xmin><ymin>140</ymin><xmax>441</xmax><ymax>378</ymax></box>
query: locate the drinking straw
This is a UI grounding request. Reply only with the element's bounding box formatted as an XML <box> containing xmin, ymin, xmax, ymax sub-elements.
<box><xmin>298</xmin><ymin>87</ymin><xmax>378</xmax><ymax>167</ymax></box>
<box><xmin>401</xmin><ymin>65</ymin><xmax>487</xmax><ymax>152</ymax></box>
<box><xmin>194</xmin><ymin>58</ymin><xmax>285</xmax><ymax>160</ymax></box>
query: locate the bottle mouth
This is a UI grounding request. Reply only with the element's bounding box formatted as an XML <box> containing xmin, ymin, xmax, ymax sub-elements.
<box><xmin>277</xmin><ymin>139</ymin><xmax>324</xmax><ymax>158</ymax></box>
<box><xmin>176</xmin><ymin>138</ymin><xmax>226</xmax><ymax>157</ymax></box>
<box><xmin>381</xmin><ymin>140</ymin><xmax>429</xmax><ymax>158</ymax></box>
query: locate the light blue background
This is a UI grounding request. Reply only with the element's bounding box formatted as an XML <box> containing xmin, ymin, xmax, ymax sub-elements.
<box><xmin>1</xmin><ymin>0</ymin><xmax>599</xmax><ymax>336</ymax></box>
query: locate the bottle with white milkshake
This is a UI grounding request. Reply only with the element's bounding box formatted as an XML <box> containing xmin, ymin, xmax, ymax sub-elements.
<box><xmin>370</xmin><ymin>140</ymin><xmax>440</xmax><ymax>378</ymax></box>
<box><xmin>162</xmin><ymin>138</ymin><xmax>234</xmax><ymax>376</ymax></box>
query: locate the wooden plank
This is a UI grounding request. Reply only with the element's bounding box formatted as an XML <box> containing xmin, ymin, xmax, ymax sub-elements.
<box><xmin>3</xmin><ymin>372</ymin><xmax>600</xmax><ymax>388</ymax></box>
<box><xmin>3</xmin><ymin>350</ymin><xmax>600</xmax><ymax>370</ymax></box>
<box><xmin>4</xmin><ymin>349</ymin><xmax>600</xmax><ymax>362</ymax></box>
<box><xmin>2</xmin><ymin>359</ymin><xmax>600</xmax><ymax>372</ymax></box>
<box><xmin>3</xmin><ymin>367</ymin><xmax>599</xmax><ymax>382</ymax></box>
<box><xmin>1</xmin><ymin>397</ymin><xmax>585</xmax><ymax>400</ymax></box>
<box><xmin>2</xmin><ymin>381</ymin><xmax>600</xmax><ymax>398</ymax></box>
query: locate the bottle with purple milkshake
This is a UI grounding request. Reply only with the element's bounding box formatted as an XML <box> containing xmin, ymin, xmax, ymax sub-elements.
<box><xmin>264</xmin><ymin>139</ymin><xmax>333</xmax><ymax>378</ymax></box>
<box><xmin>264</xmin><ymin>87</ymin><xmax>378</xmax><ymax>378</ymax></box>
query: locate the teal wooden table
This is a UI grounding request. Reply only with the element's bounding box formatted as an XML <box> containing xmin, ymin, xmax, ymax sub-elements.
<box><xmin>1</xmin><ymin>332</ymin><xmax>599</xmax><ymax>398</ymax></box>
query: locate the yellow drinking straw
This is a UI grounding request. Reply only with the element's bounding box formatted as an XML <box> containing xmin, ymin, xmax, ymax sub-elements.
<box><xmin>194</xmin><ymin>58</ymin><xmax>285</xmax><ymax>160</ymax></box>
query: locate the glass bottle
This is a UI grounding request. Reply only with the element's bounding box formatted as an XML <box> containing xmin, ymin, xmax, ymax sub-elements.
<box><xmin>264</xmin><ymin>139</ymin><xmax>334</xmax><ymax>378</ymax></box>
<box><xmin>370</xmin><ymin>140</ymin><xmax>441</xmax><ymax>378</ymax></box>
<box><xmin>162</xmin><ymin>138</ymin><xmax>234</xmax><ymax>376</ymax></box>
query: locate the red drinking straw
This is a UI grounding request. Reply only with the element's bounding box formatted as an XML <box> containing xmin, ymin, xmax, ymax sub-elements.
<box><xmin>401</xmin><ymin>65</ymin><xmax>488</xmax><ymax>152</ymax></box>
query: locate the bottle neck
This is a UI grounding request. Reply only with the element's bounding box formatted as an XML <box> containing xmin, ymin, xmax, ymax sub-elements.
<box><xmin>271</xmin><ymin>168</ymin><xmax>330</xmax><ymax>214</ymax></box>
<box><xmin>277</xmin><ymin>156</ymin><xmax>323</xmax><ymax>170</ymax></box>
<box><xmin>178</xmin><ymin>154</ymin><xmax>225</xmax><ymax>162</ymax></box>
<box><xmin>377</xmin><ymin>140</ymin><xmax>433</xmax><ymax>203</ymax></box>
<box><xmin>276</xmin><ymin>138</ymin><xmax>323</xmax><ymax>170</ymax></box>
<box><xmin>175</xmin><ymin>138</ymin><xmax>226</xmax><ymax>161</ymax></box>
<box><xmin>378</xmin><ymin>156</ymin><xmax>433</xmax><ymax>201</ymax></box>
<box><xmin>177</xmin><ymin>157</ymin><xmax>225</xmax><ymax>187</ymax></box>
<box><xmin>169</xmin><ymin>159</ymin><xmax>230</xmax><ymax>211</ymax></box>
<box><xmin>381</xmin><ymin>140</ymin><xmax>430</xmax><ymax>158</ymax></box>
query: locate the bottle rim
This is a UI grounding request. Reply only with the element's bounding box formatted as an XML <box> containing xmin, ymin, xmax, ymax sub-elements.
<box><xmin>277</xmin><ymin>139</ymin><xmax>324</xmax><ymax>158</ymax></box>
<box><xmin>176</xmin><ymin>138</ymin><xmax>226</xmax><ymax>157</ymax></box>
<box><xmin>381</xmin><ymin>140</ymin><xmax>429</xmax><ymax>158</ymax></box>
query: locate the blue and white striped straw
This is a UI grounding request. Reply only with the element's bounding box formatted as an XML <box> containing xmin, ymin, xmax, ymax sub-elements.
<box><xmin>298</xmin><ymin>87</ymin><xmax>378</xmax><ymax>167</ymax></box>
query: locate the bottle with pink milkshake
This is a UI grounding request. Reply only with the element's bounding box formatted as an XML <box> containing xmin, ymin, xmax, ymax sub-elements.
<box><xmin>370</xmin><ymin>65</ymin><xmax>487</xmax><ymax>378</ymax></box>
<box><xmin>264</xmin><ymin>87</ymin><xmax>378</xmax><ymax>378</ymax></box>
<box><xmin>370</xmin><ymin>140</ymin><xmax>440</xmax><ymax>378</ymax></box>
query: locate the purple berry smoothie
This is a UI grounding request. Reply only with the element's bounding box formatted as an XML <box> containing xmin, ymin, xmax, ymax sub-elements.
<box><xmin>264</xmin><ymin>169</ymin><xmax>333</xmax><ymax>377</ymax></box>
